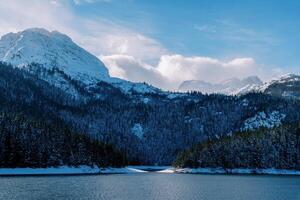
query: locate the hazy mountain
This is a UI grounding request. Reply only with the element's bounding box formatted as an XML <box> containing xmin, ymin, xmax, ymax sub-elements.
<box><xmin>179</xmin><ymin>76</ymin><xmax>263</xmax><ymax>95</ymax></box>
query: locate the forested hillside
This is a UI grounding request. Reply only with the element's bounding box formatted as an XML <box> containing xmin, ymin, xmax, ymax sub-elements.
<box><xmin>173</xmin><ymin>123</ymin><xmax>300</xmax><ymax>170</ymax></box>
<box><xmin>0</xmin><ymin>63</ymin><xmax>126</xmax><ymax>168</ymax></box>
<box><xmin>0</xmin><ymin>113</ymin><xmax>126</xmax><ymax>168</ymax></box>
<box><xmin>0</xmin><ymin>62</ymin><xmax>300</xmax><ymax>166</ymax></box>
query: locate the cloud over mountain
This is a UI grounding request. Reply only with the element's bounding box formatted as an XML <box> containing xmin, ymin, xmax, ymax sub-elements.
<box><xmin>101</xmin><ymin>55</ymin><xmax>169</xmax><ymax>89</ymax></box>
<box><xmin>102</xmin><ymin>54</ymin><xmax>269</xmax><ymax>91</ymax></box>
<box><xmin>157</xmin><ymin>55</ymin><xmax>259</xmax><ymax>84</ymax></box>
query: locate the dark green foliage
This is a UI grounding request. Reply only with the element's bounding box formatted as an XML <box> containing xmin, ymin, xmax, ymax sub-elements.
<box><xmin>0</xmin><ymin>113</ymin><xmax>126</xmax><ymax>168</ymax></box>
<box><xmin>173</xmin><ymin>124</ymin><xmax>300</xmax><ymax>170</ymax></box>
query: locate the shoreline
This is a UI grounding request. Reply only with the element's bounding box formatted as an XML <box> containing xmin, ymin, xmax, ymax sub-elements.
<box><xmin>0</xmin><ymin>166</ymin><xmax>299</xmax><ymax>176</ymax></box>
<box><xmin>0</xmin><ymin>165</ymin><xmax>147</xmax><ymax>176</ymax></box>
<box><xmin>171</xmin><ymin>167</ymin><xmax>300</xmax><ymax>175</ymax></box>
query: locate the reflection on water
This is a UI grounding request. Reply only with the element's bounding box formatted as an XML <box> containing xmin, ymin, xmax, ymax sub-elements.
<box><xmin>0</xmin><ymin>173</ymin><xmax>299</xmax><ymax>200</ymax></box>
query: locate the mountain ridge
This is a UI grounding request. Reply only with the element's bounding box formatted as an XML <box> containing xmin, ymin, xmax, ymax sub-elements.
<box><xmin>237</xmin><ymin>73</ymin><xmax>300</xmax><ymax>100</ymax></box>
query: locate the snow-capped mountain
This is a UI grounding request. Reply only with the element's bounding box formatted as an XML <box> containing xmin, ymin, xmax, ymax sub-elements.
<box><xmin>0</xmin><ymin>28</ymin><xmax>159</xmax><ymax>94</ymax></box>
<box><xmin>178</xmin><ymin>76</ymin><xmax>263</xmax><ymax>95</ymax></box>
<box><xmin>238</xmin><ymin>74</ymin><xmax>300</xmax><ymax>100</ymax></box>
<box><xmin>0</xmin><ymin>28</ymin><xmax>109</xmax><ymax>83</ymax></box>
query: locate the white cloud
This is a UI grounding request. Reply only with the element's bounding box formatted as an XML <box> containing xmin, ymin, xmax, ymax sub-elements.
<box><xmin>0</xmin><ymin>0</ymin><xmax>86</xmax><ymax>43</ymax></box>
<box><xmin>156</xmin><ymin>55</ymin><xmax>261</xmax><ymax>85</ymax></box>
<box><xmin>101</xmin><ymin>54</ymin><xmax>170</xmax><ymax>89</ymax></box>
<box><xmin>82</xmin><ymin>20</ymin><xmax>168</xmax><ymax>62</ymax></box>
<box><xmin>101</xmin><ymin>54</ymin><xmax>273</xmax><ymax>90</ymax></box>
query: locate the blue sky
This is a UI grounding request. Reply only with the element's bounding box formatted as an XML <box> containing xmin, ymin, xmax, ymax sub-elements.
<box><xmin>70</xmin><ymin>0</ymin><xmax>300</xmax><ymax>68</ymax></box>
<box><xmin>0</xmin><ymin>0</ymin><xmax>299</xmax><ymax>90</ymax></box>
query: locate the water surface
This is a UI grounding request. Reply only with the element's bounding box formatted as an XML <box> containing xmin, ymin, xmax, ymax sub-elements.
<box><xmin>0</xmin><ymin>173</ymin><xmax>299</xmax><ymax>200</ymax></box>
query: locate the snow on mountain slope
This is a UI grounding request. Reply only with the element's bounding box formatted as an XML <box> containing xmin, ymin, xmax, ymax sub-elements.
<box><xmin>179</xmin><ymin>76</ymin><xmax>263</xmax><ymax>95</ymax></box>
<box><xmin>107</xmin><ymin>77</ymin><xmax>160</xmax><ymax>94</ymax></box>
<box><xmin>0</xmin><ymin>28</ymin><xmax>160</xmax><ymax>95</ymax></box>
<box><xmin>241</xmin><ymin>111</ymin><xmax>286</xmax><ymax>131</ymax></box>
<box><xmin>0</xmin><ymin>28</ymin><xmax>109</xmax><ymax>84</ymax></box>
<box><xmin>238</xmin><ymin>74</ymin><xmax>300</xmax><ymax>100</ymax></box>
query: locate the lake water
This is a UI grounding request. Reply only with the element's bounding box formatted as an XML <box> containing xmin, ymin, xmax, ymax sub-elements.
<box><xmin>0</xmin><ymin>173</ymin><xmax>299</xmax><ymax>200</ymax></box>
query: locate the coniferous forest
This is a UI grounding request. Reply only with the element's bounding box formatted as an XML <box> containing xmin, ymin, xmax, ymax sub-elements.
<box><xmin>173</xmin><ymin>123</ymin><xmax>300</xmax><ymax>169</ymax></box>
<box><xmin>0</xmin><ymin>62</ymin><xmax>299</xmax><ymax>167</ymax></box>
<box><xmin>0</xmin><ymin>113</ymin><xmax>126</xmax><ymax>168</ymax></box>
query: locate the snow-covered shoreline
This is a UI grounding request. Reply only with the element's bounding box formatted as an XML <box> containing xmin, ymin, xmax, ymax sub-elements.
<box><xmin>1</xmin><ymin>166</ymin><xmax>299</xmax><ymax>176</ymax></box>
<box><xmin>172</xmin><ymin>168</ymin><xmax>300</xmax><ymax>175</ymax></box>
<box><xmin>0</xmin><ymin>166</ymin><xmax>147</xmax><ymax>176</ymax></box>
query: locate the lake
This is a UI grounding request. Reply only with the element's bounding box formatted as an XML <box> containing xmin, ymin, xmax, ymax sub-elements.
<box><xmin>0</xmin><ymin>173</ymin><xmax>299</xmax><ymax>200</ymax></box>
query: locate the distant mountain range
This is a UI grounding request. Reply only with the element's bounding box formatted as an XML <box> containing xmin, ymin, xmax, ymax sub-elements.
<box><xmin>179</xmin><ymin>76</ymin><xmax>263</xmax><ymax>95</ymax></box>
<box><xmin>0</xmin><ymin>28</ymin><xmax>299</xmax><ymax>168</ymax></box>
<box><xmin>179</xmin><ymin>74</ymin><xmax>300</xmax><ymax>100</ymax></box>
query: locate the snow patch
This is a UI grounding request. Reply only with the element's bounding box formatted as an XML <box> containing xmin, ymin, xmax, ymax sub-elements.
<box><xmin>131</xmin><ymin>123</ymin><xmax>144</xmax><ymax>138</ymax></box>
<box><xmin>241</xmin><ymin>98</ymin><xmax>249</xmax><ymax>106</ymax></box>
<box><xmin>157</xmin><ymin>168</ymin><xmax>176</xmax><ymax>173</ymax></box>
<box><xmin>128</xmin><ymin>165</ymin><xmax>170</xmax><ymax>171</ymax></box>
<box><xmin>166</xmin><ymin>93</ymin><xmax>186</xmax><ymax>99</ymax></box>
<box><xmin>99</xmin><ymin>167</ymin><xmax>147</xmax><ymax>174</ymax></box>
<box><xmin>241</xmin><ymin>111</ymin><xmax>286</xmax><ymax>131</ymax></box>
<box><xmin>104</xmin><ymin>77</ymin><xmax>160</xmax><ymax>94</ymax></box>
<box><xmin>142</xmin><ymin>97</ymin><xmax>150</xmax><ymax>104</ymax></box>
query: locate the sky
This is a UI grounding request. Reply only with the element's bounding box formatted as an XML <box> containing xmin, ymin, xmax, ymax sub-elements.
<box><xmin>0</xmin><ymin>0</ymin><xmax>299</xmax><ymax>90</ymax></box>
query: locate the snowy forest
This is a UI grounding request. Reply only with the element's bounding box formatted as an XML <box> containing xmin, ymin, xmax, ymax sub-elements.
<box><xmin>0</xmin><ymin>62</ymin><xmax>299</xmax><ymax>167</ymax></box>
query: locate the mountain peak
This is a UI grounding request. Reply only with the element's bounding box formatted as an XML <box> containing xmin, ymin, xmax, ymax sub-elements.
<box><xmin>23</xmin><ymin>27</ymin><xmax>53</xmax><ymax>35</ymax></box>
<box><xmin>21</xmin><ymin>28</ymin><xmax>73</xmax><ymax>43</ymax></box>
<box><xmin>0</xmin><ymin>27</ymin><xmax>109</xmax><ymax>83</ymax></box>
<box><xmin>242</xmin><ymin>76</ymin><xmax>263</xmax><ymax>85</ymax></box>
